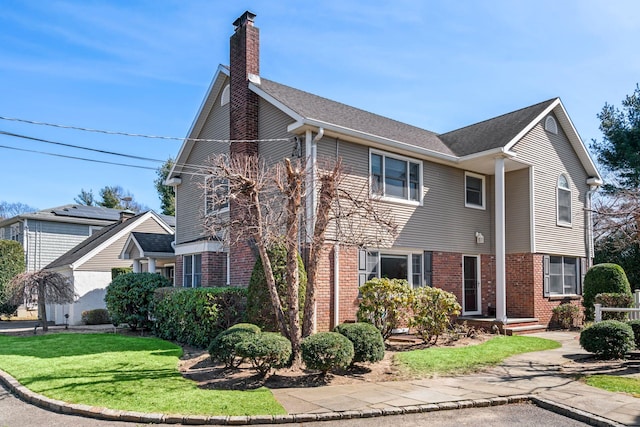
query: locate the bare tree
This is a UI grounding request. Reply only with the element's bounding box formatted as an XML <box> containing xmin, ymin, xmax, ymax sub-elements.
<box><xmin>201</xmin><ymin>153</ymin><xmax>397</xmax><ymax>363</ymax></box>
<box><xmin>9</xmin><ymin>270</ymin><xmax>75</xmax><ymax>331</ymax></box>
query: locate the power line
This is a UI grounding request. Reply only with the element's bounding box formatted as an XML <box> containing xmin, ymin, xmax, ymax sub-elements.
<box><xmin>0</xmin><ymin>130</ymin><xmax>165</xmax><ymax>163</ymax></box>
<box><xmin>0</xmin><ymin>144</ymin><xmax>157</xmax><ymax>170</ymax></box>
<box><xmin>0</xmin><ymin>115</ymin><xmax>294</xmax><ymax>143</ymax></box>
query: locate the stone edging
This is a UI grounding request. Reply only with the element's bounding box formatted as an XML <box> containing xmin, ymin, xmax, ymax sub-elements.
<box><xmin>0</xmin><ymin>368</ymin><xmax>623</xmax><ymax>426</ymax></box>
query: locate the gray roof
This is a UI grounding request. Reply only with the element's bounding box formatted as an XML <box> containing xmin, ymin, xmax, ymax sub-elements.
<box><xmin>439</xmin><ymin>99</ymin><xmax>557</xmax><ymax>156</ymax></box>
<box><xmin>130</xmin><ymin>232</ymin><xmax>174</xmax><ymax>254</ymax></box>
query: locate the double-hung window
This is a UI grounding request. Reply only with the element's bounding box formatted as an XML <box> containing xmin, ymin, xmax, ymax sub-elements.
<box><xmin>465</xmin><ymin>172</ymin><xmax>485</xmax><ymax>209</ymax></box>
<box><xmin>548</xmin><ymin>256</ymin><xmax>578</xmax><ymax>295</ymax></box>
<box><xmin>183</xmin><ymin>254</ymin><xmax>202</xmax><ymax>288</ymax></box>
<box><xmin>557</xmin><ymin>174</ymin><xmax>571</xmax><ymax>226</ymax></box>
<box><xmin>370</xmin><ymin>150</ymin><xmax>421</xmax><ymax>203</ymax></box>
<box><xmin>358</xmin><ymin>250</ymin><xmax>424</xmax><ymax>288</ymax></box>
<box><xmin>205</xmin><ymin>176</ymin><xmax>229</xmax><ymax>215</ymax></box>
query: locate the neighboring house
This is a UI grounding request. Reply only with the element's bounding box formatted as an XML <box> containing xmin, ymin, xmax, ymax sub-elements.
<box><xmin>45</xmin><ymin>210</ymin><xmax>175</xmax><ymax>325</ymax></box>
<box><xmin>167</xmin><ymin>12</ymin><xmax>602</xmax><ymax>331</ymax></box>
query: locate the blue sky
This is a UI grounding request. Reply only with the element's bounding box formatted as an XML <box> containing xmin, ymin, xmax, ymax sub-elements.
<box><xmin>1</xmin><ymin>0</ymin><xmax>639</xmax><ymax>212</ymax></box>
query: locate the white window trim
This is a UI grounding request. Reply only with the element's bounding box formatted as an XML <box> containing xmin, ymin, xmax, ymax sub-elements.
<box><xmin>221</xmin><ymin>84</ymin><xmax>230</xmax><ymax>106</ymax></box>
<box><xmin>204</xmin><ymin>175</ymin><xmax>229</xmax><ymax>216</ymax></box>
<box><xmin>556</xmin><ymin>174</ymin><xmax>572</xmax><ymax>227</ymax></box>
<box><xmin>183</xmin><ymin>253</ymin><xmax>202</xmax><ymax>288</ymax></box>
<box><xmin>545</xmin><ymin>116</ymin><xmax>558</xmax><ymax>134</ymax></box>
<box><xmin>464</xmin><ymin>171</ymin><xmax>486</xmax><ymax>210</ymax></box>
<box><xmin>549</xmin><ymin>255</ymin><xmax>579</xmax><ymax>296</ymax></box>
<box><xmin>361</xmin><ymin>249</ymin><xmax>425</xmax><ymax>288</ymax></box>
<box><xmin>369</xmin><ymin>148</ymin><xmax>423</xmax><ymax>206</ymax></box>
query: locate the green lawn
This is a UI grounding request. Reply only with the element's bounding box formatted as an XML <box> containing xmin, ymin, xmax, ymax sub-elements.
<box><xmin>0</xmin><ymin>333</ymin><xmax>285</xmax><ymax>416</ymax></box>
<box><xmin>585</xmin><ymin>375</ymin><xmax>640</xmax><ymax>397</ymax></box>
<box><xmin>395</xmin><ymin>335</ymin><xmax>561</xmax><ymax>376</ymax></box>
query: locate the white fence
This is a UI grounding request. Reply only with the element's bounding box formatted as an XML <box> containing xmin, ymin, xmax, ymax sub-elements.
<box><xmin>594</xmin><ymin>289</ymin><xmax>640</xmax><ymax>322</ymax></box>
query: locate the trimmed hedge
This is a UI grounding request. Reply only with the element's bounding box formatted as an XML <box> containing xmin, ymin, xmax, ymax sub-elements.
<box><xmin>579</xmin><ymin>320</ymin><xmax>635</xmax><ymax>359</ymax></box>
<box><xmin>235</xmin><ymin>332</ymin><xmax>292</xmax><ymax>376</ymax></box>
<box><xmin>81</xmin><ymin>308</ymin><xmax>111</xmax><ymax>325</ymax></box>
<box><xmin>334</xmin><ymin>322</ymin><xmax>385</xmax><ymax>364</ymax></box>
<box><xmin>595</xmin><ymin>292</ymin><xmax>633</xmax><ymax>321</ymax></box>
<box><xmin>105</xmin><ymin>272</ymin><xmax>170</xmax><ymax>330</ymax></box>
<box><xmin>628</xmin><ymin>320</ymin><xmax>640</xmax><ymax>348</ymax></box>
<box><xmin>152</xmin><ymin>286</ymin><xmax>247</xmax><ymax>348</ymax></box>
<box><xmin>583</xmin><ymin>263</ymin><xmax>632</xmax><ymax>321</ymax></box>
<box><xmin>246</xmin><ymin>245</ymin><xmax>306</xmax><ymax>332</ymax></box>
<box><xmin>301</xmin><ymin>332</ymin><xmax>354</xmax><ymax>373</ymax></box>
<box><xmin>208</xmin><ymin>323</ymin><xmax>261</xmax><ymax>368</ymax></box>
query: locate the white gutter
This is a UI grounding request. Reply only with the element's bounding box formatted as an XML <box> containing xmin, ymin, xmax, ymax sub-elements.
<box><xmin>333</xmin><ymin>243</ymin><xmax>340</xmax><ymax>328</ymax></box>
<box><xmin>305</xmin><ymin>128</ymin><xmax>323</xmax><ymax>242</ymax></box>
<box><xmin>585</xmin><ymin>181</ymin><xmax>601</xmax><ymax>267</ymax></box>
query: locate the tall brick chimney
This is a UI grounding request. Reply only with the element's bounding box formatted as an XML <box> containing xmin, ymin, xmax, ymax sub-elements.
<box><xmin>230</xmin><ymin>11</ymin><xmax>259</xmax><ymax>156</ymax></box>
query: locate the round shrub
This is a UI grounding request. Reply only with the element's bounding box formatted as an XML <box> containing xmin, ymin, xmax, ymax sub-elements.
<box><xmin>246</xmin><ymin>245</ymin><xmax>306</xmax><ymax>331</ymax></box>
<box><xmin>105</xmin><ymin>272</ymin><xmax>170</xmax><ymax>330</ymax></box>
<box><xmin>301</xmin><ymin>332</ymin><xmax>354</xmax><ymax>374</ymax></box>
<box><xmin>81</xmin><ymin>308</ymin><xmax>111</xmax><ymax>325</ymax></box>
<box><xmin>208</xmin><ymin>323</ymin><xmax>260</xmax><ymax>368</ymax></box>
<box><xmin>579</xmin><ymin>320</ymin><xmax>635</xmax><ymax>359</ymax></box>
<box><xmin>583</xmin><ymin>263</ymin><xmax>632</xmax><ymax>321</ymax></box>
<box><xmin>334</xmin><ymin>322</ymin><xmax>385</xmax><ymax>364</ymax></box>
<box><xmin>235</xmin><ymin>331</ymin><xmax>292</xmax><ymax>376</ymax></box>
<box><xmin>357</xmin><ymin>278</ymin><xmax>411</xmax><ymax>339</ymax></box>
<box><xmin>627</xmin><ymin>320</ymin><xmax>640</xmax><ymax>348</ymax></box>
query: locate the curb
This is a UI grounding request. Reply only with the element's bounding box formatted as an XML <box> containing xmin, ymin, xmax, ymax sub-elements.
<box><xmin>0</xmin><ymin>368</ymin><xmax>623</xmax><ymax>426</ymax></box>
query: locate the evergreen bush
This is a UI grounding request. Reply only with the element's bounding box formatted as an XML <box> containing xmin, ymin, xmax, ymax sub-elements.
<box><xmin>551</xmin><ymin>303</ymin><xmax>582</xmax><ymax>329</ymax></box>
<box><xmin>579</xmin><ymin>320</ymin><xmax>635</xmax><ymax>359</ymax></box>
<box><xmin>357</xmin><ymin>278</ymin><xmax>411</xmax><ymax>339</ymax></box>
<box><xmin>583</xmin><ymin>263</ymin><xmax>632</xmax><ymax>321</ymax></box>
<box><xmin>334</xmin><ymin>322</ymin><xmax>384</xmax><ymax>364</ymax></box>
<box><xmin>301</xmin><ymin>332</ymin><xmax>354</xmax><ymax>373</ymax></box>
<box><xmin>0</xmin><ymin>240</ymin><xmax>25</xmax><ymax>318</ymax></box>
<box><xmin>410</xmin><ymin>286</ymin><xmax>461</xmax><ymax>345</ymax></box>
<box><xmin>81</xmin><ymin>308</ymin><xmax>111</xmax><ymax>325</ymax></box>
<box><xmin>152</xmin><ymin>287</ymin><xmax>246</xmax><ymax>348</ymax></box>
<box><xmin>235</xmin><ymin>331</ymin><xmax>292</xmax><ymax>376</ymax></box>
<box><xmin>208</xmin><ymin>323</ymin><xmax>260</xmax><ymax>368</ymax></box>
<box><xmin>246</xmin><ymin>245</ymin><xmax>306</xmax><ymax>331</ymax></box>
<box><xmin>595</xmin><ymin>292</ymin><xmax>633</xmax><ymax>321</ymax></box>
<box><xmin>627</xmin><ymin>320</ymin><xmax>640</xmax><ymax>348</ymax></box>
<box><xmin>105</xmin><ymin>272</ymin><xmax>169</xmax><ymax>330</ymax></box>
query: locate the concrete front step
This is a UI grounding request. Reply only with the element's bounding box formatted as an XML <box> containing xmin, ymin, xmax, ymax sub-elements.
<box><xmin>504</xmin><ymin>324</ymin><xmax>548</xmax><ymax>336</ymax></box>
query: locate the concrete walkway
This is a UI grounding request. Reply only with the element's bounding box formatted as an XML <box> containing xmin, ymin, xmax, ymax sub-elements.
<box><xmin>1</xmin><ymin>324</ymin><xmax>639</xmax><ymax>425</ymax></box>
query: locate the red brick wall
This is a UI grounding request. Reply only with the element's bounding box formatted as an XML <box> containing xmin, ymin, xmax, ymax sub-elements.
<box><xmin>481</xmin><ymin>254</ymin><xmax>496</xmax><ymax>316</ymax></box>
<box><xmin>229</xmin><ymin>240</ymin><xmax>255</xmax><ymax>287</ymax></box>
<box><xmin>202</xmin><ymin>252</ymin><xmax>227</xmax><ymax>287</ymax></box>
<box><xmin>506</xmin><ymin>253</ymin><xmax>535</xmax><ymax>318</ymax></box>
<box><xmin>175</xmin><ymin>255</ymin><xmax>183</xmax><ymax>287</ymax></box>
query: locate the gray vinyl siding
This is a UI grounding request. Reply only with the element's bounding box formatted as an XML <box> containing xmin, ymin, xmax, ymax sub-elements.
<box><xmin>79</xmin><ymin>217</ymin><xmax>168</xmax><ymax>271</ymax></box>
<box><xmin>175</xmin><ymin>79</ymin><xmax>230</xmax><ymax>245</ymax></box>
<box><xmin>258</xmin><ymin>99</ymin><xmax>299</xmax><ymax>164</ymax></box>
<box><xmin>510</xmin><ymin>116</ymin><xmax>589</xmax><ymax>257</ymax></box>
<box><xmin>318</xmin><ymin>138</ymin><xmax>494</xmax><ymax>254</ymax></box>
<box><xmin>25</xmin><ymin>220</ymin><xmax>92</xmax><ymax>271</ymax></box>
<box><xmin>505</xmin><ymin>168</ymin><xmax>531</xmax><ymax>253</ymax></box>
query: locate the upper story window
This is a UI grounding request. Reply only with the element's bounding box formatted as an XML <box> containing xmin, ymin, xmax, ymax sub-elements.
<box><xmin>183</xmin><ymin>254</ymin><xmax>202</xmax><ymax>288</ymax></box>
<box><xmin>9</xmin><ymin>224</ymin><xmax>20</xmax><ymax>241</ymax></box>
<box><xmin>221</xmin><ymin>84</ymin><xmax>230</xmax><ymax>106</ymax></box>
<box><xmin>205</xmin><ymin>176</ymin><xmax>229</xmax><ymax>215</ymax></box>
<box><xmin>465</xmin><ymin>172</ymin><xmax>485</xmax><ymax>209</ymax></box>
<box><xmin>557</xmin><ymin>174</ymin><xmax>571</xmax><ymax>226</ymax></box>
<box><xmin>370</xmin><ymin>149</ymin><xmax>421</xmax><ymax>204</ymax></box>
<box><xmin>545</xmin><ymin>116</ymin><xmax>558</xmax><ymax>134</ymax></box>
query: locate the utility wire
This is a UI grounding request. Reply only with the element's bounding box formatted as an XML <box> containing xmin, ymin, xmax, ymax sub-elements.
<box><xmin>0</xmin><ymin>115</ymin><xmax>294</xmax><ymax>143</ymax></box>
<box><xmin>0</xmin><ymin>130</ymin><xmax>165</xmax><ymax>163</ymax></box>
<box><xmin>0</xmin><ymin>145</ymin><xmax>157</xmax><ymax>170</ymax></box>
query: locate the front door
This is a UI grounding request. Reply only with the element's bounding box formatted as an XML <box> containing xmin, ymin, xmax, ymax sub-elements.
<box><xmin>463</xmin><ymin>255</ymin><xmax>481</xmax><ymax>315</ymax></box>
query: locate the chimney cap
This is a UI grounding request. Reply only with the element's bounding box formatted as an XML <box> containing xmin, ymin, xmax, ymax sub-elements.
<box><xmin>233</xmin><ymin>11</ymin><xmax>256</xmax><ymax>30</ymax></box>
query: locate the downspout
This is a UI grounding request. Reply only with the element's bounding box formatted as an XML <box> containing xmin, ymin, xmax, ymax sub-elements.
<box><xmin>333</xmin><ymin>243</ymin><xmax>340</xmax><ymax>328</ymax></box>
<box><xmin>586</xmin><ymin>185</ymin><xmax>598</xmax><ymax>268</ymax></box>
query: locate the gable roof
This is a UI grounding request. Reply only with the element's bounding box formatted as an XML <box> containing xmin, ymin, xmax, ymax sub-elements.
<box><xmin>45</xmin><ymin>211</ymin><xmax>174</xmax><ymax>271</ymax></box>
<box><xmin>129</xmin><ymin>232</ymin><xmax>174</xmax><ymax>254</ymax></box>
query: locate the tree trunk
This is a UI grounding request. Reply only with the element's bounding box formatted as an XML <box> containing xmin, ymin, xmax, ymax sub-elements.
<box><xmin>38</xmin><ymin>281</ymin><xmax>48</xmax><ymax>332</ymax></box>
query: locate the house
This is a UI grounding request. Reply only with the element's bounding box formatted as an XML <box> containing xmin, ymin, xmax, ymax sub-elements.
<box><xmin>167</xmin><ymin>11</ymin><xmax>602</xmax><ymax>332</ymax></box>
<box><xmin>44</xmin><ymin>210</ymin><xmax>175</xmax><ymax>325</ymax></box>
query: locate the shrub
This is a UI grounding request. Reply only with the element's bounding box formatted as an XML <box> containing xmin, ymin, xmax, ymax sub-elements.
<box><xmin>111</xmin><ymin>267</ymin><xmax>133</xmax><ymax>280</ymax></box>
<box><xmin>246</xmin><ymin>245</ymin><xmax>306</xmax><ymax>331</ymax></box>
<box><xmin>301</xmin><ymin>332</ymin><xmax>354</xmax><ymax>374</ymax></box>
<box><xmin>105</xmin><ymin>272</ymin><xmax>170</xmax><ymax>330</ymax></box>
<box><xmin>0</xmin><ymin>240</ymin><xmax>25</xmax><ymax>318</ymax></box>
<box><xmin>357</xmin><ymin>278</ymin><xmax>411</xmax><ymax>339</ymax></box>
<box><xmin>551</xmin><ymin>303</ymin><xmax>582</xmax><ymax>329</ymax></box>
<box><xmin>235</xmin><ymin>332</ymin><xmax>292</xmax><ymax>376</ymax></box>
<box><xmin>81</xmin><ymin>308</ymin><xmax>111</xmax><ymax>325</ymax></box>
<box><xmin>208</xmin><ymin>323</ymin><xmax>261</xmax><ymax>368</ymax></box>
<box><xmin>595</xmin><ymin>293</ymin><xmax>633</xmax><ymax>321</ymax></box>
<box><xmin>579</xmin><ymin>320</ymin><xmax>635</xmax><ymax>359</ymax></box>
<box><xmin>627</xmin><ymin>320</ymin><xmax>640</xmax><ymax>348</ymax></box>
<box><xmin>152</xmin><ymin>287</ymin><xmax>246</xmax><ymax>348</ymax></box>
<box><xmin>334</xmin><ymin>322</ymin><xmax>384</xmax><ymax>364</ymax></box>
<box><xmin>583</xmin><ymin>263</ymin><xmax>632</xmax><ymax>321</ymax></box>
<box><xmin>410</xmin><ymin>286</ymin><xmax>461</xmax><ymax>345</ymax></box>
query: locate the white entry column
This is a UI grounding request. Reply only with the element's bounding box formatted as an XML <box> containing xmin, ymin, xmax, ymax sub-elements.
<box><xmin>495</xmin><ymin>156</ymin><xmax>507</xmax><ymax>321</ymax></box>
<box><xmin>148</xmin><ymin>258</ymin><xmax>156</xmax><ymax>273</ymax></box>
